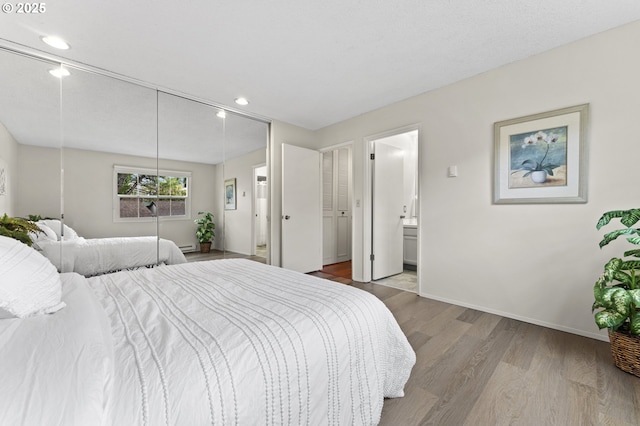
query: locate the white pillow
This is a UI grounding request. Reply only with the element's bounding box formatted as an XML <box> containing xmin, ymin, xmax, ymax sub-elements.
<box><xmin>37</xmin><ymin>219</ymin><xmax>79</xmax><ymax>241</ymax></box>
<box><xmin>29</xmin><ymin>223</ymin><xmax>58</xmax><ymax>245</ymax></box>
<box><xmin>0</xmin><ymin>236</ymin><xmax>66</xmax><ymax>318</ymax></box>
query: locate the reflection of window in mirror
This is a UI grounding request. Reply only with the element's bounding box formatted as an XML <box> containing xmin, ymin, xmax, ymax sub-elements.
<box><xmin>114</xmin><ymin>165</ymin><xmax>191</xmax><ymax>221</ymax></box>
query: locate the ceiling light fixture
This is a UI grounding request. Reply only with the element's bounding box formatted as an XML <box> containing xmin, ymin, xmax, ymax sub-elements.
<box><xmin>49</xmin><ymin>67</ymin><xmax>70</xmax><ymax>78</ymax></box>
<box><xmin>217</xmin><ymin>110</ymin><xmax>226</xmax><ymax>118</ymax></box>
<box><xmin>41</xmin><ymin>35</ymin><xmax>70</xmax><ymax>50</ymax></box>
<box><xmin>234</xmin><ymin>97</ymin><xmax>249</xmax><ymax>106</ymax></box>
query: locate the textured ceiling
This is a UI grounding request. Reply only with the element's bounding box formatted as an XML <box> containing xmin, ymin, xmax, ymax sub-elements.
<box><xmin>1</xmin><ymin>1</ymin><xmax>640</xmax><ymax>131</ymax></box>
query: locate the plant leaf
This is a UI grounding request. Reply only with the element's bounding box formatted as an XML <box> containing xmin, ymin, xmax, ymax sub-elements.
<box><xmin>594</xmin><ymin>309</ymin><xmax>626</xmax><ymax>330</ymax></box>
<box><xmin>629</xmin><ymin>311</ymin><xmax>640</xmax><ymax>335</ymax></box>
<box><xmin>623</xmin><ymin>249</ymin><xmax>640</xmax><ymax>258</ymax></box>
<box><xmin>629</xmin><ymin>289</ymin><xmax>640</xmax><ymax>308</ymax></box>
<box><xmin>597</xmin><ymin>210</ymin><xmax>627</xmax><ymax>230</ymax></box>
<box><xmin>621</xmin><ymin>209</ymin><xmax>640</xmax><ymax>228</ymax></box>
<box><xmin>620</xmin><ymin>260</ymin><xmax>640</xmax><ymax>271</ymax></box>
<box><xmin>600</xmin><ymin>229</ymin><xmax>640</xmax><ymax>248</ymax></box>
<box><xmin>601</xmin><ymin>287</ymin><xmax>631</xmax><ymax>315</ymax></box>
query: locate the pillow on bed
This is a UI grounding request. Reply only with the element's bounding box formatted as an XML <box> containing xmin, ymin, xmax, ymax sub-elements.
<box><xmin>29</xmin><ymin>223</ymin><xmax>58</xmax><ymax>246</ymax></box>
<box><xmin>37</xmin><ymin>219</ymin><xmax>79</xmax><ymax>241</ymax></box>
<box><xmin>0</xmin><ymin>236</ymin><xmax>66</xmax><ymax>318</ymax></box>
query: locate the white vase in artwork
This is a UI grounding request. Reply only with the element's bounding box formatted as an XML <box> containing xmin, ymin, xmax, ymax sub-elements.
<box><xmin>530</xmin><ymin>170</ymin><xmax>547</xmax><ymax>183</ymax></box>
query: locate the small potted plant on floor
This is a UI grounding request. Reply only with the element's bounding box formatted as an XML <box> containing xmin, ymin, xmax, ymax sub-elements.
<box><xmin>0</xmin><ymin>214</ymin><xmax>40</xmax><ymax>246</ymax></box>
<box><xmin>194</xmin><ymin>211</ymin><xmax>215</xmax><ymax>253</ymax></box>
<box><xmin>593</xmin><ymin>208</ymin><xmax>640</xmax><ymax>377</ymax></box>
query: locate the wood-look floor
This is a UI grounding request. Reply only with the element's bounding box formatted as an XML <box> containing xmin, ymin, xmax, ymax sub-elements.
<box><xmin>312</xmin><ymin>274</ymin><xmax>640</xmax><ymax>425</ymax></box>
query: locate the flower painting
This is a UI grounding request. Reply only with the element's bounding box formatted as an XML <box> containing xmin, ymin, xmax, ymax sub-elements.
<box><xmin>509</xmin><ymin>126</ymin><xmax>568</xmax><ymax>188</ymax></box>
<box><xmin>224</xmin><ymin>178</ymin><xmax>236</xmax><ymax>210</ymax></box>
<box><xmin>493</xmin><ymin>104</ymin><xmax>589</xmax><ymax>204</ymax></box>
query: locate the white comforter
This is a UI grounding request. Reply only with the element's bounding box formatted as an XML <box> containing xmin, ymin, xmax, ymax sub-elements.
<box><xmin>38</xmin><ymin>236</ymin><xmax>187</xmax><ymax>276</ymax></box>
<box><xmin>0</xmin><ymin>273</ymin><xmax>114</xmax><ymax>426</ymax></box>
<box><xmin>87</xmin><ymin>259</ymin><xmax>415</xmax><ymax>425</ymax></box>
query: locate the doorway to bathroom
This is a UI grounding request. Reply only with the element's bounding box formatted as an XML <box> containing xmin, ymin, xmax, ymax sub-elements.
<box><xmin>253</xmin><ymin>164</ymin><xmax>268</xmax><ymax>259</ymax></box>
<box><xmin>370</xmin><ymin>128</ymin><xmax>418</xmax><ymax>293</ymax></box>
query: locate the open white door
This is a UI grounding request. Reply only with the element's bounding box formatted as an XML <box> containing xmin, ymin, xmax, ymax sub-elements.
<box><xmin>372</xmin><ymin>141</ymin><xmax>404</xmax><ymax>280</ymax></box>
<box><xmin>282</xmin><ymin>143</ymin><xmax>322</xmax><ymax>273</ymax></box>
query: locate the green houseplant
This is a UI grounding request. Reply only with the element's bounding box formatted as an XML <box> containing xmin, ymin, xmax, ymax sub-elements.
<box><xmin>0</xmin><ymin>214</ymin><xmax>41</xmax><ymax>246</ymax></box>
<box><xmin>194</xmin><ymin>211</ymin><xmax>215</xmax><ymax>253</ymax></box>
<box><xmin>593</xmin><ymin>208</ymin><xmax>640</xmax><ymax>376</ymax></box>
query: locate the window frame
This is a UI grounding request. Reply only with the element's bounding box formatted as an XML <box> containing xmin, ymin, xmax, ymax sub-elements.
<box><xmin>113</xmin><ymin>165</ymin><xmax>192</xmax><ymax>222</ymax></box>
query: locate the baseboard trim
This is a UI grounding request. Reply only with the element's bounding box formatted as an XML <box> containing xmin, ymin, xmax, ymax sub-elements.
<box><xmin>417</xmin><ymin>291</ymin><xmax>608</xmax><ymax>342</ymax></box>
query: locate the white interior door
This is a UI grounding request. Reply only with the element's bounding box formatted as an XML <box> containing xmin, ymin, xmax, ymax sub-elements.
<box><xmin>372</xmin><ymin>141</ymin><xmax>404</xmax><ymax>280</ymax></box>
<box><xmin>282</xmin><ymin>143</ymin><xmax>322</xmax><ymax>273</ymax></box>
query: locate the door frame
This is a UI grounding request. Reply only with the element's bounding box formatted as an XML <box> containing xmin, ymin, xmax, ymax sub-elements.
<box><xmin>319</xmin><ymin>141</ymin><xmax>354</xmax><ymax>270</ymax></box>
<box><xmin>252</xmin><ymin>163</ymin><xmax>267</xmax><ymax>258</ymax></box>
<box><xmin>363</xmin><ymin>124</ymin><xmax>421</xmax><ymax>292</ymax></box>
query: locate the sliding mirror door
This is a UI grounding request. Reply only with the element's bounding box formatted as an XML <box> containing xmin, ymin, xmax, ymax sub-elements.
<box><xmin>0</xmin><ymin>49</ymin><xmax>61</xmax><ymax>233</ymax></box>
<box><xmin>157</xmin><ymin>91</ymin><xmax>224</xmax><ymax>260</ymax></box>
<box><xmin>60</xmin><ymin>68</ymin><xmax>159</xmax><ymax>273</ymax></box>
<box><xmin>222</xmin><ymin>113</ymin><xmax>269</xmax><ymax>261</ymax></box>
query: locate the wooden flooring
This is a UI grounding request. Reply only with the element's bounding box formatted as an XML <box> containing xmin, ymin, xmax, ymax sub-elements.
<box><xmin>314</xmin><ymin>275</ymin><xmax>640</xmax><ymax>425</ymax></box>
<box><xmin>320</xmin><ymin>260</ymin><xmax>353</xmax><ymax>279</ymax></box>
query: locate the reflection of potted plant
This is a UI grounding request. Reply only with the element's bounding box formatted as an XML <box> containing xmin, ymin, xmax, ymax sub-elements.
<box><xmin>593</xmin><ymin>208</ymin><xmax>640</xmax><ymax>377</ymax></box>
<box><xmin>0</xmin><ymin>214</ymin><xmax>40</xmax><ymax>246</ymax></box>
<box><xmin>194</xmin><ymin>211</ymin><xmax>215</xmax><ymax>253</ymax></box>
<box><xmin>511</xmin><ymin>131</ymin><xmax>560</xmax><ymax>183</ymax></box>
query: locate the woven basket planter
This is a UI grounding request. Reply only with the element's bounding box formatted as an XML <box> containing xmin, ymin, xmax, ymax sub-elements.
<box><xmin>608</xmin><ymin>329</ymin><xmax>640</xmax><ymax>378</ymax></box>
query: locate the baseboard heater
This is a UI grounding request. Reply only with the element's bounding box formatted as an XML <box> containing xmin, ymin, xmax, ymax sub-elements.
<box><xmin>179</xmin><ymin>244</ymin><xmax>197</xmax><ymax>253</ymax></box>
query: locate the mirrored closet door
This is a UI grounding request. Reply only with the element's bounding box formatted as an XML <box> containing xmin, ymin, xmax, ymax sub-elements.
<box><xmin>0</xmin><ymin>46</ymin><xmax>271</xmax><ymax>271</ymax></box>
<box><xmin>157</xmin><ymin>91</ymin><xmax>224</xmax><ymax>259</ymax></box>
<box><xmin>221</xmin><ymin>112</ymin><xmax>269</xmax><ymax>261</ymax></box>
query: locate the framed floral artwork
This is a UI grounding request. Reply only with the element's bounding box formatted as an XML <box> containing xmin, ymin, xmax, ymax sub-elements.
<box><xmin>224</xmin><ymin>178</ymin><xmax>237</xmax><ymax>210</ymax></box>
<box><xmin>493</xmin><ymin>104</ymin><xmax>589</xmax><ymax>204</ymax></box>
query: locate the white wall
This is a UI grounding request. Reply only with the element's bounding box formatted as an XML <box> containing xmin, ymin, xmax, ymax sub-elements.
<box><xmin>16</xmin><ymin>144</ymin><xmax>61</xmax><ymax>219</ymax></box>
<box><xmin>0</xmin><ymin>122</ymin><xmax>19</xmax><ymax>216</ymax></box>
<box><xmin>314</xmin><ymin>20</ymin><xmax>640</xmax><ymax>341</ymax></box>
<box><xmin>223</xmin><ymin>148</ymin><xmax>266</xmax><ymax>255</ymax></box>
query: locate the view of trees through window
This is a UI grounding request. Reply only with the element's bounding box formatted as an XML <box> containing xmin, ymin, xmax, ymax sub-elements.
<box><xmin>117</xmin><ymin>172</ymin><xmax>188</xmax><ymax>218</ymax></box>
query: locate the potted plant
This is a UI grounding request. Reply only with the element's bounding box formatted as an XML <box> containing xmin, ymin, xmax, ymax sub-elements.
<box><xmin>593</xmin><ymin>208</ymin><xmax>640</xmax><ymax>377</ymax></box>
<box><xmin>0</xmin><ymin>214</ymin><xmax>41</xmax><ymax>246</ymax></box>
<box><xmin>194</xmin><ymin>211</ymin><xmax>215</xmax><ymax>253</ymax></box>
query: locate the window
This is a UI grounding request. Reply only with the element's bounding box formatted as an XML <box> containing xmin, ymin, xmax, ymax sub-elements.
<box><xmin>114</xmin><ymin>166</ymin><xmax>191</xmax><ymax>221</ymax></box>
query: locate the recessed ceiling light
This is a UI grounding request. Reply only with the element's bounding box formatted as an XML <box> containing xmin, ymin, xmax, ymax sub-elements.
<box><xmin>49</xmin><ymin>67</ymin><xmax>70</xmax><ymax>78</ymax></box>
<box><xmin>234</xmin><ymin>97</ymin><xmax>249</xmax><ymax>106</ymax></box>
<box><xmin>217</xmin><ymin>110</ymin><xmax>226</xmax><ymax>118</ymax></box>
<box><xmin>41</xmin><ymin>35</ymin><xmax>70</xmax><ymax>50</ymax></box>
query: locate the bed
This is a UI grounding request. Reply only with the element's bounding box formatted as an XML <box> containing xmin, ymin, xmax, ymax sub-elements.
<box><xmin>31</xmin><ymin>220</ymin><xmax>187</xmax><ymax>276</ymax></box>
<box><xmin>0</xmin><ymin>235</ymin><xmax>415</xmax><ymax>425</ymax></box>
